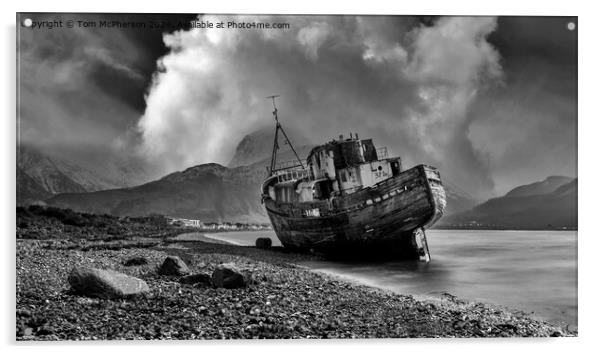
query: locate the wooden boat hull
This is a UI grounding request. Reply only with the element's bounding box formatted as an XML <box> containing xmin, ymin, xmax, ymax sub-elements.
<box><xmin>263</xmin><ymin>164</ymin><xmax>446</xmax><ymax>260</ymax></box>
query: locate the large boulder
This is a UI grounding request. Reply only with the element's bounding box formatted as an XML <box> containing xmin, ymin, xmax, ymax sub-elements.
<box><xmin>68</xmin><ymin>266</ymin><xmax>149</xmax><ymax>299</ymax></box>
<box><xmin>211</xmin><ymin>263</ymin><xmax>249</xmax><ymax>289</ymax></box>
<box><xmin>158</xmin><ymin>256</ymin><xmax>190</xmax><ymax>276</ymax></box>
<box><xmin>179</xmin><ymin>273</ymin><xmax>212</xmax><ymax>286</ymax></box>
<box><xmin>255</xmin><ymin>237</ymin><xmax>272</xmax><ymax>249</ymax></box>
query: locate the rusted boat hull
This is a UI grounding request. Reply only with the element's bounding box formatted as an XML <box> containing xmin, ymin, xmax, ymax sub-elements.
<box><xmin>263</xmin><ymin>165</ymin><xmax>446</xmax><ymax>260</ymax></box>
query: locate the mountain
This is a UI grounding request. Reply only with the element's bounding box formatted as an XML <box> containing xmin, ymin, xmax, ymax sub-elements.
<box><xmin>46</xmin><ymin>144</ymin><xmax>319</xmax><ymax>222</ymax></box>
<box><xmin>16</xmin><ymin>145</ymin><xmax>150</xmax><ymax>205</ymax></box>
<box><xmin>439</xmin><ymin>177</ymin><xmax>577</xmax><ymax>230</ymax></box>
<box><xmin>48</xmin><ymin>163</ymin><xmax>269</xmax><ymax>223</ymax></box>
<box><xmin>47</xmin><ymin>149</ymin><xmax>152</xmax><ymax>191</ymax></box>
<box><xmin>45</xmin><ymin>128</ymin><xmax>479</xmax><ymax>222</ymax></box>
<box><xmin>18</xmin><ymin>146</ymin><xmax>89</xmax><ymax>195</ymax></box>
<box><xmin>17</xmin><ymin>146</ymin><xmax>88</xmax><ymax>204</ymax></box>
<box><xmin>505</xmin><ymin>175</ymin><xmax>573</xmax><ymax>197</ymax></box>
<box><xmin>228</xmin><ymin>126</ymin><xmax>313</xmax><ymax>167</ymax></box>
<box><xmin>17</xmin><ymin>167</ymin><xmax>52</xmax><ymax>205</ymax></box>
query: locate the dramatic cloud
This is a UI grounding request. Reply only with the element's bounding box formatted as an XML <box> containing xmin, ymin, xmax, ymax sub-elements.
<box><xmin>18</xmin><ymin>14</ymin><xmax>146</xmax><ymax>159</ymax></box>
<box><xmin>402</xmin><ymin>17</ymin><xmax>503</xmax><ymax>194</ymax></box>
<box><xmin>19</xmin><ymin>14</ymin><xmax>577</xmax><ymax>198</ymax></box>
<box><xmin>17</xmin><ymin>13</ymin><xmax>195</xmax><ymax>183</ymax></box>
<box><xmin>138</xmin><ymin>15</ymin><xmax>506</xmax><ymax>197</ymax></box>
<box><xmin>467</xmin><ymin>62</ymin><xmax>577</xmax><ymax>195</ymax></box>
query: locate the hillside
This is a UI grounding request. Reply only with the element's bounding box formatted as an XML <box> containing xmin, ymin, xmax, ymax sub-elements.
<box><xmin>17</xmin><ymin>167</ymin><xmax>53</xmax><ymax>205</ymax></box>
<box><xmin>18</xmin><ymin>146</ymin><xmax>89</xmax><ymax>194</ymax></box>
<box><xmin>17</xmin><ymin>146</ymin><xmax>88</xmax><ymax>204</ymax></box>
<box><xmin>46</xmin><ymin>143</ymin><xmax>320</xmax><ymax>223</ymax></box>
<box><xmin>17</xmin><ymin>144</ymin><xmax>153</xmax><ymax>205</ymax></box>
<box><xmin>505</xmin><ymin>176</ymin><xmax>573</xmax><ymax>197</ymax></box>
<box><xmin>439</xmin><ymin>178</ymin><xmax>577</xmax><ymax>230</ymax></box>
<box><xmin>48</xmin><ymin>163</ymin><xmax>267</xmax><ymax>223</ymax></box>
<box><xmin>46</xmin><ymin>144</ymin><xmax>474</xmax><ymax>223</ymax></box>
<box><xmin>45</xmin><ymin>127</ymin><xmax>479</xmax><ymax>223</ymax></box>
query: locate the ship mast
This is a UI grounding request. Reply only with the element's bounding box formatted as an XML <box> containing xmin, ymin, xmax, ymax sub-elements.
<box><xmin>267</xmin><ymin>95</ymin><xmax>304</xmax><ymax>175</ymax></box>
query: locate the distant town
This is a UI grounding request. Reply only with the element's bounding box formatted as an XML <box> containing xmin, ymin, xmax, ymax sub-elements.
<box><xmin>166</xmin><ymin>217</ymin><xmax>273</xmax><ymax>231</ymax></box>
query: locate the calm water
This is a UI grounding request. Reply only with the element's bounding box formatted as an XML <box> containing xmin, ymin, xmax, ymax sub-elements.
<box><xmin>187</xmin><ymin>229</ymin><xmax>577</xmax><ymax>327</ymax></box>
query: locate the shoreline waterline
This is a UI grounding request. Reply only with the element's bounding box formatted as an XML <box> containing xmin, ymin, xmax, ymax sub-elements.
<box><xmin>178</xmin><ymin>229</ymin><xmax>577</xmax><ymax>329</ymax></box>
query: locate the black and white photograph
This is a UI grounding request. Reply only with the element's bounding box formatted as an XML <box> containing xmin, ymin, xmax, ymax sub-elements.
<box><xmin>14</xmin><ymin>8</ymin><xmax>579</xmax><ymax>341</ymax></box>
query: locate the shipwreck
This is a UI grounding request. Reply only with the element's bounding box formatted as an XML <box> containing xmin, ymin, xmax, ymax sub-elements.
<box><xmin>261</xmin><ymin>96</ymin><xmax>446</xmax><ymax>261</ymax></box>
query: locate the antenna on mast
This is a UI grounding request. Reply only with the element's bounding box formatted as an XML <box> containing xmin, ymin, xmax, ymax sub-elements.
<box><xmin>266</xmin><ymin>95</ymin><xmax>304</xmax><ymax>175</ymax></box>
<box><xmin>267</xmin><ymin>94</ymin><xmax>280</xmax><ymax>122</ymax></box>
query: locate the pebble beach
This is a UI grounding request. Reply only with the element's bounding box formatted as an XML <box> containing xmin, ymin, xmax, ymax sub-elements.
<box><xmin>16</xmin><ymin>206</ymin><xmax>574</xmax><ymax>340</ymax></box>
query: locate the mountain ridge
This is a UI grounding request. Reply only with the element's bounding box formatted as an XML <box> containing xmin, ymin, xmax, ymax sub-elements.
<box><xmin>48</xmin><ymin>162</ymin><xmax>268</xmax><ymax>222</ymax></box>
<box><xmin>44</xmin><ymin>128</ymin><xmax>477</xmax><ymax>222</ymax></box>
<box><xmin>439</xmin><ymin>177</ymin><xmax>577</xmax><ymax>230</ymax></box>
<box><xmin>504</xmin><ymin>175</ymin><xmax>573</xmax><ymax>197</ymax></box>
<box><xmin>40</xmin><ymin>128</ymin><xmax>575</xmax><ymax>229</ymax></box>
<box><xmin>17</xmin><ymin>144</ymin><xmax>155</xmax><ymax>205</ymax></box>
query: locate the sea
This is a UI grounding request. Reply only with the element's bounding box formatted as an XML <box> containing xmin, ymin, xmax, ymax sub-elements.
<box><xmin>180</xmin><ymin>229</ymin><xmax>577</xmax><ymax>328</ymax></box>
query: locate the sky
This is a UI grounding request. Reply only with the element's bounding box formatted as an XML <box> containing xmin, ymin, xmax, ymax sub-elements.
<box><xmin>17</xmin><ymin>14</ymin><xmax>577</xmax><ymax>199</ymax></box>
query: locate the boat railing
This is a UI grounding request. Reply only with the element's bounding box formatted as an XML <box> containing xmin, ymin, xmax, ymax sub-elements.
<box><xmin>275</xmin><ymin>169</ymin><xmax>309</xmax><ymax>183</ymax></box>
<box><xmin>376</xmin><ymin>147</ymin><xmax>388</xmax><ymax>160</ymax></box>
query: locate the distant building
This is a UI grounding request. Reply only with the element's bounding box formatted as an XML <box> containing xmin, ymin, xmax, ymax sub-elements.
<box><xmin>167</xmin><ymin>217</ymin><xmax>202</xmax><ymax>228</ymax></box>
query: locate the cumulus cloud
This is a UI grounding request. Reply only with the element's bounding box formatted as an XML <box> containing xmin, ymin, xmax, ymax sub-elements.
<box><xmin>137</xmin><ymin>15</ymin><xmax>505</xmax><ymax>197</ymax></box>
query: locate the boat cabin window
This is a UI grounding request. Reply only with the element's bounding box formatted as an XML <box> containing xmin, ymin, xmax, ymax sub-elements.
<box><xmin>361</xmin><ymin>139</ymin><xmax>378</xmax><ymax>162</ymax></box>
<box><xmin>314</xmin><ymin>180</ymin><xmax>333</xmax><ymax>199</ymax></box>
<box><xmin>391</xmin><ymin>160</ymin><xmax>400</xmax><ymax>176</ymax></box>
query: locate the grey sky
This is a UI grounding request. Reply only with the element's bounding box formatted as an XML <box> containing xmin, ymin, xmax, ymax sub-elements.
<box><xmin>17</xmin><ymin>14</ymin><xmax>577</xmax><ymax>199</ymax></box>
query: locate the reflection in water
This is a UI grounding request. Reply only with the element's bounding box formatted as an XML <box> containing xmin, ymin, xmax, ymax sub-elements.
<box><xmin>186</xmin><ymin>229</ymin><xmax>577</xmax><ymax>327</ymax></box>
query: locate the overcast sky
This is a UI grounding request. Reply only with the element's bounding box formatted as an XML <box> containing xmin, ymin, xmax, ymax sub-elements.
<box><xmin>17</xmin><ymin>14</ymin><xmax>577</xmax><ymax>198</ymax></box>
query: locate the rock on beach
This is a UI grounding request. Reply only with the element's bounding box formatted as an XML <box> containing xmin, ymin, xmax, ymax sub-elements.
<box><xmin>68</xmin><ymin>266</ymin><xmax>149</xmax><ymax>299</ymax></box>
<box><xmin>212</xmin><ymin>263</ymin><xmax>249</xmax><ymax>289</ymax></box>
<box><xmin>158</xmin><ymin>256</ymin><xmax>190</xmax><ymax>276</ymax></box>
<box><xmin>255</xmin><ymin>237</ymin><xmax>272</xmax><ymax>249</ymax></box>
